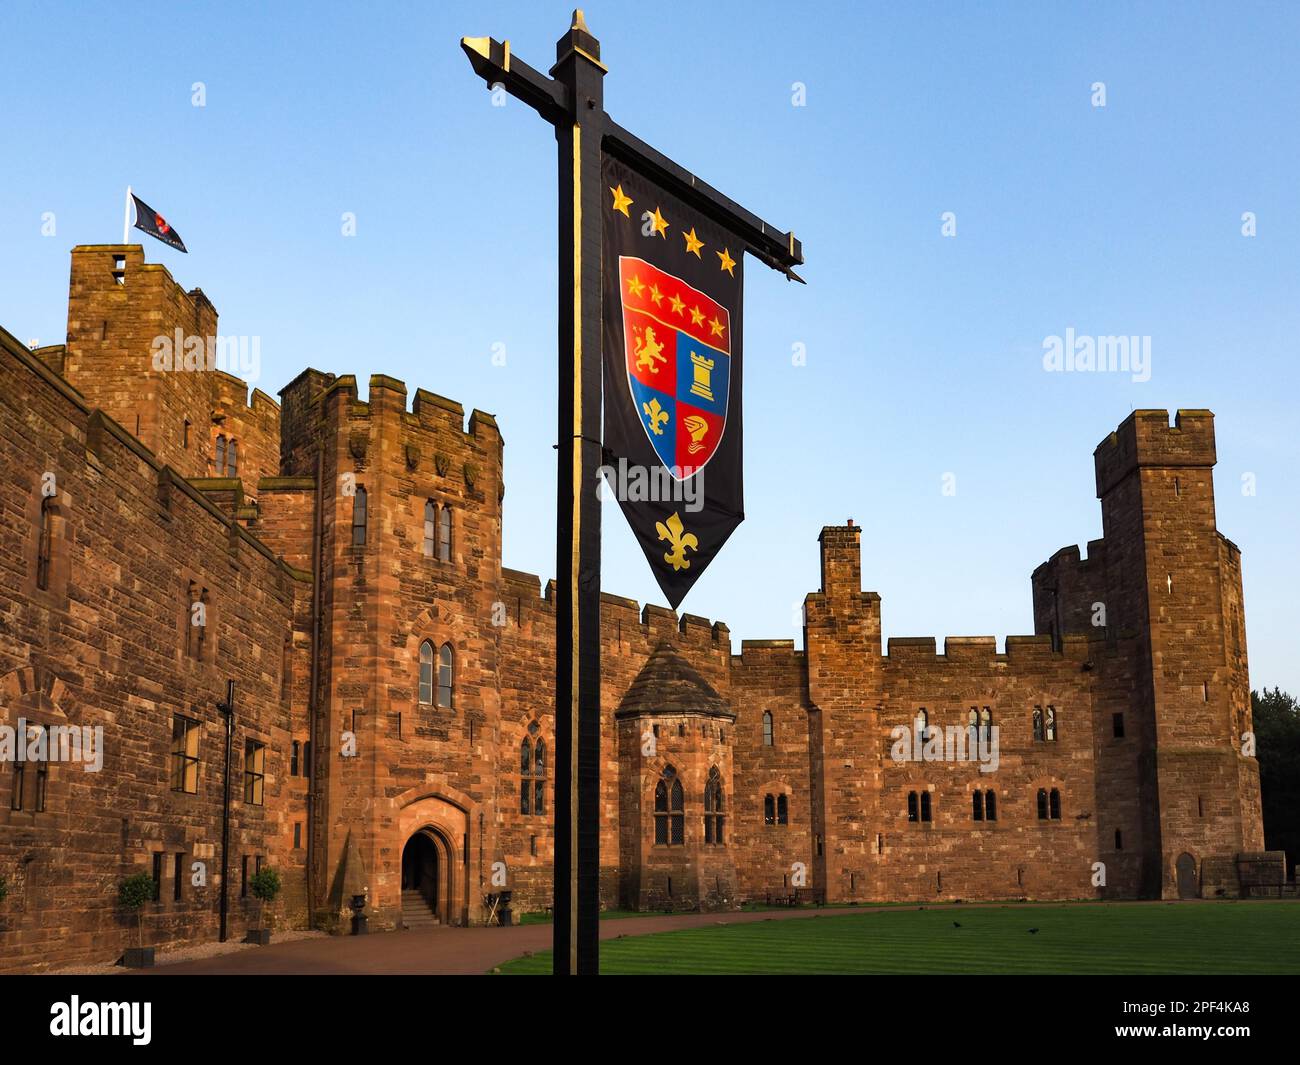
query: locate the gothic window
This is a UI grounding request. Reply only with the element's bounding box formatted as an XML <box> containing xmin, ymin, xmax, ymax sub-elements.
<box><xmin>227</xmin><ymin>438</ymin><xmax>238</xmax><ymax>476</ymax></box>
<box><xmin>438</xmin><ymin>505</ymin><xmax>452</xmax><ymax>562</ymax></box>
<box><xmin>703</xmin><ymin>766</ymin><xmax>724</xmax><ymax>845</ymax></box>
<box><xmin>762</xmin><ymin>711</ymin><xmax>773</xmax><ymax>746</ymax></box>
<box><xmin>916</xmin><ymin>708</ymin><xmax>929</xmax><ymax>742</ymax></box>
<box><xmin>980</xmin><ymin>707</ymin><xmax>992</xmax><ymax>742</ymax></box>
<box><xmin>1032</xmin><ymin>707</ymin><xmax>1044</xmax><ymax>742</ymax></box>
<box><xmin>521</xmin><ymin>723</ymin><xmax>545</xmax><ymax>815</ymax></box>
<box><xmin>36</xmin><ymin>496</ymin><xmax>53</xmax><ymax>590</ymax></box>
<box><xmin>243</xmin><ymin>740</ymin><xmax>265</xmax><ymax>806</ymax></box>
<box><xmin>423</xmin><ymin>501</ymin><xmax>437</xmax><ymax>557</ymax></box>
<box><xmin>764</xmin><ymin>793</ymin><xmax>775</xmax><ymax>825</ymax></box>
<box><xmin>1045</xmin><ymin>706</ymin><xmax>1057</xmax><ymax>741</ymax></box>
<box><xmin>967</xmin><ymin>707</ymin><xmax>978</xmax><ymax>744</ymax></box>
<box><xmin>1037</xmin><ymin>788</ymin><xmax>1048</xmax><ymax>819</ymax></box>
<box><xmin>418</xmin><ymin>640</ymin><xmax>434</xmax><ymax>705</ymax></box>
<box><xmin>437</xmin><ymin>643</ymin><xmax>454</xmax><ymax>708</ymax></box>
<box><xmin>171</xmin><ymin>715</ymin><xmax>200</xmax><ymax>794</ymax></box>
<box><xmin>654</xmin><ymin>766</ymin><xmax>684</xmax><ymax>845</ymax></box>
<box><xmin>776</xmin><ymin>793</ymin><xmax>788</xmax><ymax>826</ymax></box>
<box><xmin>215</xmin><ymin>435</ymin><xmax>226</xmax><ymax>475</ymax></box>
<box><xmin>351</xmin><ymin>486</ymin><xmax>367</xmax><ymax>546</ymax></box>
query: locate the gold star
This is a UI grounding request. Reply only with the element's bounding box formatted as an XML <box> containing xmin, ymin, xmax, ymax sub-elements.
<box><xmin>669</xmin><ymin>293</ymin><xmax>686</xmax><ymax>316</ymax></box>
<box><xmin>689</xmin><ymin>305</ymin><xmax>705</xmax><ymax>326</ymax></box>
<box><xmin>627</xmin><ymin>274</ymin><xmax>646</xmax><ymax>298</ymax></box>
<box><xmin>683</xmin><ymin>227</ymin><xmax>704</xmax><ymax>257</ymax></box>
<box><xmin>649</xmin><ymin>283</ymin><xmax>664</xmax><ymax>306</ymax></box>
<box><xmin>717</xmin><ymin>247</ymin><xmax>736</xmax><ymax>275</ymax></box>
<box><xmin>709</xmin><ymin>316</ymin><xmax>726</xmax><ymax>338</ymax></box>
<box><xmin>649</xmin><ymin>206</ymin><xmax>669</xmax><ymax>238</ymax></box>
<box><xmin>610</xmin><ymin>184</ymin><xmax>633</xmax><ymax>217</ymax></box>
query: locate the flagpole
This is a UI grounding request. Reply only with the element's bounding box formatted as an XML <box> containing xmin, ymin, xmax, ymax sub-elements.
<box><xmin>122</xmin><ymin>186</ymin><xmax>132</xmax><ymax>244</ymax></box>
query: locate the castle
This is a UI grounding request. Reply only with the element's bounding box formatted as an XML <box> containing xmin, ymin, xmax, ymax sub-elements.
<box><xmin>0</xmin><ymin>246</ymin><xmax>1272</xmax><ymax>971</ymax></box>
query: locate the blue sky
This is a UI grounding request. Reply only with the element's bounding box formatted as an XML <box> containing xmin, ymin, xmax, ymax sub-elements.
<box><xmin>1</xmin><ymin>1</ymin><xmax>1296</xmax><ymax>694</ymax></box>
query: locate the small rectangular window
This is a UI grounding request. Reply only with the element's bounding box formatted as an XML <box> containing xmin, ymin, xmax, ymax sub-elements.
<box><xmin>293</xmin><ymin>822</ymin><xmax>302</xmax><ymax>849</ymax></box>
<box><xmin>290</xmin><ymin>740</ymin><xmax>300</xmax><ymax>777</ymax></box>
<box><xmin>243</xmin><ymin>740</ymin><xmax>266</xmax><ymax>806</ymax></box>
<box><xmin>1112</xmin><ymin>712</ymin><xmax>1125</xmax><ymax>739</ymax></box>
<box><xmin>170</xmin><ymin>715</ymin><xmax>200</xmax><ymax>793</ymax></box>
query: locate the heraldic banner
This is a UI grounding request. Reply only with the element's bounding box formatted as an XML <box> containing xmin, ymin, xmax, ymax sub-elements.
<box><xmin>601</xmin><ymin>153</ymin><xmax>745</xmax><ymax>609</ymax></box>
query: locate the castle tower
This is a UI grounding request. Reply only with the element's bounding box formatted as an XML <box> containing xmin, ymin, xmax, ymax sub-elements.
<box><xmin>1091</xmin><ymin>410</ymin><xmax>1263</xmax><ymax>897</ymax></box>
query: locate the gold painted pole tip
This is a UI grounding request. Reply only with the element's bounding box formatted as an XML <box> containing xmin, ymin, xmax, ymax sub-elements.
<box><xmin>461</xmin><ymin>36</ymin><xmax>491</xmax><ymax>59</ymax></box>
<box><xmin>571</xmin><ymin>9</ymin><xmax>589</xmax><ymax>31</ymax></box>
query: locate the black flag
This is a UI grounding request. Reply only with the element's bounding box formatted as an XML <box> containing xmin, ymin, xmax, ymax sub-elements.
<box><xmin>602</xmin><ymin>154</ymin><xmax>744</xmax><ymax>609</ymax></box>
<box><xmin>131</xmin><ymin>194</ymin><xmax>187</xmax><ymax>252</ymax></box>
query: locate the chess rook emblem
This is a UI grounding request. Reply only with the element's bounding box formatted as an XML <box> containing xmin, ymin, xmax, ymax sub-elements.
<box><xmin>616</xmin><ymin>255</ymin><xmax>731</xmax><ymax>479</ymax></box>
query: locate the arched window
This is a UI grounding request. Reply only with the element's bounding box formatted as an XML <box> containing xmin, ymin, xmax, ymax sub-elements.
<box><xmin>984</xmin><ymin>790</ymin><xmax>997</xmax><ymax>821</ymax></box>
<box><xmin>521</xmin><ymin>722</ymin><xmax>545</xmax><ymax>815</ymax></box>
<box><xmin>654</xmin><ymin>766</ymin><xmax>684</xmax><ymax>845</ymax></box>
<box><xmin>907</xmin><ymin>791</ymin><xmax>919</xmax><ymax>822</ymax></box>
<box><xmin>980</xmin><ymin>707</ymin><xmax>992</xmax><ymax>742</ymax></box>
<box><xmin>776</xmin><ymin>793</ymin><xmax>788</xmax><ymax>826</ymax></box>
<box><xmin>1032</xmin><ymin>707</ymin><xmax>1044</xmax><ymax>742</ymax></box>
<box><xmin>215</xmin><ymin>435</ymin><xmax>226</xmax><ymax>475</ymax></box>
<box><xmin>763</xmin><ymin>793</ymin><xmax>775</xmax><ymax>825</ymax></box>
<box><xmin>438</xmin><ymin>505</ymin><xmax>452</xmax><ymax>562</ymax></box>
<box><xmin>423</xmin><ymin>501</ymin><xmax>437</xmax><ymax>557</ymax></box>
<box><xmin>920</xmin><ymin>791</ymin><xmax>932</xmax><ymax>822</ymax></box>
<box><xmin>1037</xmin><ymin>788</ymin><xmax>1049</xmax><ymax>820</ymax></box>
<box><xmin>437</xmin><ymin>643</ymin><xmax>453</xmax><ymax>708</ymax></box>
<box><xmin>761</xmin><ymin>710</ymin><xmax>773</xmax><ymax>746</ymax></box>
<box><xmin>1045</xmin><ymin>706</ymin><xmax>1057</xmax><ymax>742</ymax></box>
<box><xmin>227</xmin><ymin>438</ymin><xmax>238</xmax><ymax>476</ymax></box>
<box><xmin>36</xmin><ymin>496</ymin><xmax>53</xmax><ymax>590</ymax></box>
<box><xmin>703</xmin><ymin>766</ymin><xmax>724</xmax><ymax>845</ymax></box>
<box><xmin>967</xmin><ymin>707</ymin><xmax>978</xmax><ymax>745</ymax></box>
<box><xmin>1049</xmin><ymin>787</ymin><xmax>1061</xmax><ymax>820</ymax></box>
<box><xmin>972</xmin><ymin>790</ymin><xmax>984</xmax><ymax>822</ymax></box>
<box><xmin>351</xmin><ymin>486</ymin><xmax>367</xmax><ymax>546</ymax></box>
<box><xmin>916</xmin><ymin>708</ymin><xmax>930</xmax><ymax>743</ymax></box>
<box><xmin>417</xmin><ymin>641</ymin><xmax>434</xmax><ymax>705</ymax></box>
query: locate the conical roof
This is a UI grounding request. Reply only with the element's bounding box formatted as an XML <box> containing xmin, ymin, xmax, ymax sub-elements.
<box><xmin>615</xmin><ymin>640</ymin><xmax>733</xmax><ymax>719</ymax></box>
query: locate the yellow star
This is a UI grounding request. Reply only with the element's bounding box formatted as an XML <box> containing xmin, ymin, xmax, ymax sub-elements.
<box><xmin>649</xmin><ymin>206</ymin><xmax>669</xmax><ymax>238</ymax></box>
<box><xmin>689</xmin><ymin>305</ymin><xmax>705</xmax><ymax>326</ymax></box>
<box><xmin>627</xmin><ymin>274</ymin><xmax>646</xmax><ymax>298</ymax></box>
<box><xmin>648</xmin><ymin>283</ymin><xmax>664</xmax><ymax>306</ymax></box>
<box><xmin>683</xmin><ymin>227</ymin><xmax>704</xmax><ymax>257</ymax></box>
<box><xmin>610</xmin><ymin>184</ymin><xmax>633</xmax><ymax>217</ymax></box>
<box><xmin>717</xmin><ymin>247</ymin><xmax>736</xmax><ymax>275</ymax></box>
<box><xmin>669</xmin><ymin>293</ymin><xmax>686</xmax><ymax>316</ymax></box>
<box><xmin>709</xmin><ymin>316</ymin><xmax>726</xmax><ymax>338</ymax></box>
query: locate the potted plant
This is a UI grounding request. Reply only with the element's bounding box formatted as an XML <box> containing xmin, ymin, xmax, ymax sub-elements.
<box><xmin>246</xmin><ymin>867</ymin><xmax>282</xmax><ymax>945</ymax></box>
<box><xmin>118</xmin><ymin>873</ymin><xmax>155</xmax><ymax>968</ymax></box>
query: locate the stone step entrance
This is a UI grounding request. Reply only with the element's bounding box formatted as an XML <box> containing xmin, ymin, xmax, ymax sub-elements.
<box><xmin>401</xmin><ymin>889</ymin><xmax>439</xmax><ymax>930</ymax></box>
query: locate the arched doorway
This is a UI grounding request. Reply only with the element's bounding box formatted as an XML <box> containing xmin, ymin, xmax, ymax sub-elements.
<box><xmin>1175</xmin><ymin>853</ymin><xmax>1198</xmax><ymax>899</ymax></box>
<box><xmin>401</xmin><ymin>831</ymin><xmax>442</xmax><ymax>927</ymax></box>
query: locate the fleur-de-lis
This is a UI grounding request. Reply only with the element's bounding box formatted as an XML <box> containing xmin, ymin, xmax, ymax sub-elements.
<box><xmin>655</xmin><ymin>511</ymin><xmax>698</xmax><ymax>572</ymax></box>
<box><xmin>642</xmin><ymin>397</ymin><xmax>669</xmax><ymax>436</ymax></box>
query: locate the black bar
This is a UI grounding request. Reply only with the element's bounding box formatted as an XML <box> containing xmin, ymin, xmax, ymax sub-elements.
<box><xmin>217</xmin><ymin>680</ymin><xmax>234</xmax><ymax>944</ymax></box>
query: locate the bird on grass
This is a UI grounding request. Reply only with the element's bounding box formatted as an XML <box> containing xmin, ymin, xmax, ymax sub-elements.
<box><xmin>1028</xmin><ymin>927</ymin><xmax>1040</xmax><ymax>934</ymax></box>
<box><xmin>952</xmin><ymin>921</ymin><xmax>962</xmax><ymax>928</ymax></box>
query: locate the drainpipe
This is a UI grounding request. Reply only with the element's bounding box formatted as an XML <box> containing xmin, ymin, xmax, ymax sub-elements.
<box><xmin>306</xmin><ymin>447</ymin><xmax>324</xmax><ymax>925</ymax></box>
<box><xmin>216</xmin><ymin>679</ymin><xmax>235</xmax><ymax>942</ymax></box>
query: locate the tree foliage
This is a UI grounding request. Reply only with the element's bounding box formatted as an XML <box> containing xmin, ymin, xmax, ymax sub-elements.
<box><xmin>1252</xmin><ymin>687</ymin><xmax>1300</xmax><ymax>879</ymax></box>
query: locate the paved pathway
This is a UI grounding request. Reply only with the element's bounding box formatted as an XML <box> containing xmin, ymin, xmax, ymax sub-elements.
<box><xmin>139</xmin><ymin>909</ymin><xmax>830</xmax><ymax>975</ymax></box>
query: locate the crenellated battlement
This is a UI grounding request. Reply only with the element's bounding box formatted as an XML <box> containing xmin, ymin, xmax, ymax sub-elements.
<box><xmin>1094</xmin><ymin>408</ymin><xmax>1216</xmax><ymax>497</ymax></box>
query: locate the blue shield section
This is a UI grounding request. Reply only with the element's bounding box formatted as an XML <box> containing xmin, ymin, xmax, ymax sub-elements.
<box><xmin>674</xmin><ymin>332</ymin><xmax>729</xmax><ymax>418</ymax></box>
<box><xmin>627</xmin><ymin>376</ymin><xmax>676</xmax><ymax>469</ymax></box>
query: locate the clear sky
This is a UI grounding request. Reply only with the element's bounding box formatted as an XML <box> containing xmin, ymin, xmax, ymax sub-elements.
<box><xmin>2</xmin><ymin>1</ymin><xmax>1296</xmax><ymax>694</ymax></box>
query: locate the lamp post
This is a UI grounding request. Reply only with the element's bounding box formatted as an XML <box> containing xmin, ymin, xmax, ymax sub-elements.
<box><xmin>216</xmin><ymin>679</ymin><xmax>235</xmax><ymax>943</ymax></box>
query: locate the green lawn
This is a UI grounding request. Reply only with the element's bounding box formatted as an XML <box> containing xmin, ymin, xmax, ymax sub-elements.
<box><xmin>495</xmin><ymin>901</ymin><xmax>1300</xmax><ymax>974</ymax></box>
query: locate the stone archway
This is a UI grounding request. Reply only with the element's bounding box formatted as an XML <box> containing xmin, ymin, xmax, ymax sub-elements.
<box><xmin>401</xmin><ymin>826</ymin><xmax>454</xmax><ymax>925</ymax></box>
<box><xmin>1175</xmin><ymin>853</ymin><xmax>1198</xmax><ymax>899</ymax></box>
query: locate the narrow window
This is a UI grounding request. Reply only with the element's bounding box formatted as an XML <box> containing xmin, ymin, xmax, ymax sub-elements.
<box><xmin>920</xmin><ymin>791</ymin><xmax>932</xmax><ymax>823</ymax></box>
<box><xmin>351</xmin><ymin>486</ymin><xmax>367</xmax><ymax>546</ymax></box>
<box><xmin>985</xmin><ymin>790</ymin><xmax>997</xmax><ymax>821</ymax></box>
<box><xmin>215</xmin><ymin>435</ymin><xmax>226</xmax><ymax>475</ymax></box>
<box><xmin>703</xmin><ymin>766</ymin><xmax>724</xmax><ymax>845</ymax></box>
<box><xmin>1045</xmin><ymin>706</ymin><xmax>1057</xmax><ymax>742</ymax></box>
<box><xmin>437</xmin><ymin>643</ymin><xmax>453</xmax><ymax>708</ymax></box>
<box><xmin>761</xmin><ymin>711</ymin><xmax>773</xmax><ymax>747</ymax></box>
<box><xmin>152</xmin><ymin>853</ymin><xmax>163</xmax><ymax>901</ymax></box>
<box><xmin>174</xmin><ymin>852</ymin><xmax>184</xmax><ymax>902</ymax></box>
<box><xmin>183</xmin><ymin>419</ymin><xmax>191</xmax><ymax>449</ymax></box>
<box><xmin>423</xmin><ymin>501</ymin><xmax>437</xmax><ymax>557</ymax></box>
<box><xmin>1202</xmin><ymin>681</ymin><xmax>1210</xmax><ymax>703</ymax></box>
<box><xmin>241</xmin><ymin>855</ymin><xmax>250</xmax><ymax>898</ymax></box>
<box><xmin>654</xmin><ymin>766</ymin><xmax>683</xmax><ymax>845</ymax></box>
<box><xmin>294</xmin><ymin>822</ymin><xmax>302</xmax><ymax>849</ymax></box>
<box><xmin>1032</xmin><ymin>707</ymin><xmax>1044</xmax><ymax>742</ymax></box>
<box><xmin>438</xmin><ymin>505</ymin><xmax>452</xmax><ymax>562</ymax></box>
<box><xmin>1112</xmin><ymin>712</ymin><xmax>1125</xmax><ymax>738</ymax></box>
<box><xmin>1049</xmin><ymin>788</ymin><xmax>1061</xmax><ymax>820</ymax></box>
<box><xmin>520</xmin><ymin>724</ymin><xmax>546</xmax><ymax>815</ymax></box>
<box><xmin>303</xmin><ymin>741</ymin><xmax>311</xmax><ymax>779</ymax></box>
<box><xmin>170</xmin><ymin>715</ymin><xmax>200</xmax><ymax>793</ymax></box>
<box><xmin>1036</xmin><ymin>788</ymin><xmax>1048</xmax><ymax>820</ymax></box>
<box><xmin>967</xmin><ymin>707</ymin><xmax>978</xmax><ymax>746</ymax></box>
<box><xmin>776</xmin><ymin>793</ymin><xmax>788</xmax><ymax>826</ymax></box>
<box><xmin>418</xmin><ymin>640</ymin><xmax>434</xmax><ymax>705</ymax></box>
<box><xmin>33</xmin><ymin>732</ymin><xmax>48</xmax><ymax>812</ymax></box>
<box><xmin>520</xmin><ymin>737</ymin><xmax>532</xmax><ymax>815</ymax></box>
<box><xmin>1115</xmin><ymin>829</ymin><xmax>1123</xmax><ymax>850</ymax></box>
<box><xmin>534</xmin><ymin>737</ymin><xmax>546</xmax><ymax>814</ymax></box>
<box><xmin>972</xmin><ymin>790</ymin><xmax>984</xmax><ymax>822</ymax></box>
<box><xmin>243</xmin><ymin>740</ymin><xmax>265</xmax><ymax>806</ymax></box>
<box><xmin>764</xmin><ymin>793</ymin><xmax>775</xmax><ymax>825</ymax></box>
<box><xmin>227</xmin><ymin>438</ymin><xmax>238</xmax><ymax>477</ymax></box>
<box><xmin>10</xmin><ymin>757</ymin><xmax>23</xmax><ymax>810</ymax></box>
<box><xmin>980</xmin><ymin>707</ymin><xmax>992</xmax><ymax>742</ymax></box>
<box><xmin>916</xmin><ymin>708</ymin><xmax>929</xmax><ymax>741</ymax></box>
<box><xmin>907</xmin><ymin>791</ymin><xmax>918</xmax><ymax>822</ymax></box>
<box><xmin>1198</xmin><ymin>795</ymin><xmax>1204</xmax><ymax>818</ymax></box>
<box><xmin>36</xmin><ymin>496</ymin><xmax>53</xmax><ymax>590</ymax></box>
